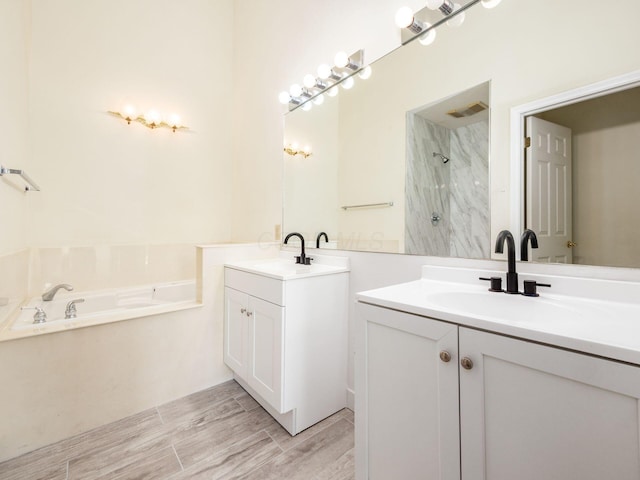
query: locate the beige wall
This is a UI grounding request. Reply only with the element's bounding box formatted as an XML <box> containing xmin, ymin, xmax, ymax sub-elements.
<box><xmin>0</xmin><ymin>0</ymin><xmax>30</xmax><ymax>256</ymax></box>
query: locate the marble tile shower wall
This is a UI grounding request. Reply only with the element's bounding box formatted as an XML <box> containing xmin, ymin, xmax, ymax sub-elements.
<box><xmin>405</xmin><ymin>116</ymin><xmax>489</xmax><ymax>258</ymax></box>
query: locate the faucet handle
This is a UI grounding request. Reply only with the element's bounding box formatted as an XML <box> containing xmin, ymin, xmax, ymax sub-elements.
<box><xmin>22</xmin><ymin>306</ymin><xmax>47</xmax><ymax>324</ymax></box>
<box><xmin>522</xmin><ymin>280</ymin><xmax>551</xmax><ymax>297</ymax></box>
<box><xmin>479</xmin><ymin>277</ymin><xmax>503</xmax><ymax>292</ymax></box>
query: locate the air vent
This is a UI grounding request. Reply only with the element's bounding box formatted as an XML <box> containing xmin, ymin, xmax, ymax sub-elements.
<box><xmin>447</xmin><ymin>101</ymin><xmax>488</xmax><ymax>118</ymax></box>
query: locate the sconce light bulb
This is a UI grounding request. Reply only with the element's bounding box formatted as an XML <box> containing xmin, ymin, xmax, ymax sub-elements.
<box><xmin>481</xmin><ymin>0</ymin><xmax>501</xmax><ymax>7</ymax></box>
<box><xmin>303</xmin><ymin>74</ymin><xmax>317</xmax><ymax>89</ymax></box>
<box><xmin>317</xmin><ymin>64</ymin><xmax>332</xmax><ymax>80</ymax></box>
<box><xmin>326</xmin><ymin>86</ymin><xmax>339</xmax><ymax>97</ymax></box>
<box><xmin>341</xmin><ymin>76</ymin><xmax>355</xmax><ymax>90</ymax></box>
<box><xmin>358</xmin><ymin>65</ymin><xmax>372</xmax><ymax>80</ymax></box>
<box><xmin>291</xmin><ymin>142</ymin><xmax>299</xmax><ymax>150</ymax></box>
<box><xmin>418</xmin><ymin>24</ymin><xmax>437</xmax><ymax>45</ymax></box>
<box><xmin>123</xmin><ymin>104</ymin><xmax>136</xmax><ymax>121</ymax></box>
<box><xmin>145</xmin><ymin>110</ymin><xmax>161</xmax><ymax>127</ymax></box>
<box><xmin>279</xmin><ymin>91</ymin><xmax>291</xmax><ymax>104</ymax></box>
<box><xmin>289</xmin><ymin>83</ymin><xmax>303</xmax><ymax>98</ymax></box>
<box><xmin>313</xmin><ymin>94</ymin><xmax>325</xmax><ymax>105</ymax></box>
<box><xmin>168</xmin><ymin>113</ymin><xmax>181</xmax><ymax>127</ymax></box>
<box><xmin>395</xmin><ymin>6</ymin><xmax>414</xmax><ymax>28</ymax></box>
<box><xmin>334</xmin><ymin>51</ymin><xmax>349</xmax><ymax>68</ymax></box>
<box><xmin>425</xmin><ymin>0</ymin><xmax>445</xmax><ymax>10</ymax></box>
<box><xmin>302</xmin><ymin>101</ymin><xmax>313</xmax><ymax>111</ymax></box>
<box><xmin>303</xmin><ymin>145</ymin><xmax>312</xmax><ymax>155</ymax></box>
<box><xmin>446</xmin><ymin>3</ymin><xmax>465</xmax><ymax>27</ymax></box>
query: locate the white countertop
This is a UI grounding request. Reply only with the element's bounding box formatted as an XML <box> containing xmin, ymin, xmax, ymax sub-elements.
<box><xmin>225</xmin><ymin>252</ymin><xmax>349</xmax><ymax>281</ymax></box>
<box><xmin>357</xmin><ymin>266</ymin><xmax>640</xmax><ymax>365</ymax></box>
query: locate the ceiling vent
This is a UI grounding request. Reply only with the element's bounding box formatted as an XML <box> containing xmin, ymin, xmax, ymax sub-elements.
<box><xmin>447</xmin><ymin>101</ymin><xmax>488</xmax><ymax>118</ymax></box>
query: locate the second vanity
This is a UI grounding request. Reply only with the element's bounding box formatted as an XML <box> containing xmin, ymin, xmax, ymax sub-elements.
<box><xmin>224</xmin><ymin>252</ymin><xmax>349</xmax><ymax>435</ymax></box>
<box><xmin>355</xmin><ymin>265</ymin><xmax>640</xmax><ymax>480</ymax></box>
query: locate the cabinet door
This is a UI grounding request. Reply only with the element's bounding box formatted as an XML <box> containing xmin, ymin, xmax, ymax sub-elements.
<box><xmin>223</xmin><ymin>287</ymin><xmax>248</xmax><ymax>377</ymax></box>
<box><xmin>459</xmin><ymin>327</ymin><xmax>640</xmax><ymax>480</ymax></box>
<box><xmin>356</xmin><ymin>303</ymin><xmax>460</xmax><ymax>480</ymax></box>
<box><xmin>247</xmin><ymin>295</ymin><xmax>285</xmax><ymax>412</ymax></box>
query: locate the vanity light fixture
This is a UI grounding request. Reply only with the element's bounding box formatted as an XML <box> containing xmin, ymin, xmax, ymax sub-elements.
<box><xmin>278</xmin><ymin>49</ymin><xmax>369</xmax><ymax>111</ymax></box>
<box><xmin>397</xmin><ymin>0</ymin><xmax>499</xmax><ymax>46</ymax></box>
<box><xmin>284</xmin><ymin>144</ymin><xmax>312</xmax><ymax>158</ymax></box>
<box><xmin>109</xmin><ymin>105</ymin><xmax>188</xmax><ymax>132</ymax></box>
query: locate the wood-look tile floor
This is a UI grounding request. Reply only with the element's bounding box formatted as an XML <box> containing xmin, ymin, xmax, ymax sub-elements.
<box><xmin>0</xmin><ymin>380</ymin><xmax>354</xmax><ymax>480</ymax></box>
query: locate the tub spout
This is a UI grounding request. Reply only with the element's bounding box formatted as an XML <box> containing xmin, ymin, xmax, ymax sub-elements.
<box><xmin>42</xmin><ymin>283</ymin><xmax>73</xmax><ymax>301</ymax></box>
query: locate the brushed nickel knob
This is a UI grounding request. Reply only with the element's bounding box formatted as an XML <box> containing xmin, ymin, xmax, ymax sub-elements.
<box><xmin>439</xmin><ymin>351</ymin><xmax>452</xmax><ymax>363</ymax></box>
<box><xmin>240</xmin><ymin>308</ymin><xmax>247</xmax><ymax>314</ymax></box>
<box><xmin>246</xmin><ymin>311</ymin><xmax>253</xmax><ymax>317</ymax></box>
<box><xmin>461</xmin><ymin>357</ymin><xmax>474</xmax><ymax>370</ymax></box>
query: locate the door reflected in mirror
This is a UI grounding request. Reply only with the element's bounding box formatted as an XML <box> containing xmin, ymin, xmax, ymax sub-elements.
<box><xmin>524</xmin><ymin>85</ymin><xmax>640</xmax><ymax>268</ymax></box>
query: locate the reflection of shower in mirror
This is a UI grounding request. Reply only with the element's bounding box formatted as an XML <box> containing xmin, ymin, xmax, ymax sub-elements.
<box><xmin>433</xmin><ymin>152</ymin><xmax>450</xmax><ymax>164</ymax></box>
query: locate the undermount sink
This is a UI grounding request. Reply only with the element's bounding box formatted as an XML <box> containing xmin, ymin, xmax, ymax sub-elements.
<box><xmin>422</xmin><ymin>288</ymin><xmax>579</xmax><ymax>322</ymax></box>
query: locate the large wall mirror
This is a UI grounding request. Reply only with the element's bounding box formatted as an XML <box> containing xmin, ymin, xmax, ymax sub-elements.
<box><xmin>283</xmin><ymin>0</ymin><xmax>640</xmax><ymax>269</ymax></box>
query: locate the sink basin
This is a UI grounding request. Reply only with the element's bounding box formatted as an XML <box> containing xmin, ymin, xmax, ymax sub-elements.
<box><xmin>423</xmin><ymin>289</ymin><xmax>579</xmax><ymax>322</ymax></box>
<box><xmin>226</xmin><ymin>255</ymin><xmax>349</xmax><ymax>280</ymax></box>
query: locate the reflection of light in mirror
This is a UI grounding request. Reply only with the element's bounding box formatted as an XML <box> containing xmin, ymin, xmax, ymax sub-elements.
<box><xmin>313</xmin><ymin>94</ymin><xmax>325</xmax><ymax>105</ymax></box>
<box><xmin>481</xmin><ymin>0</ymin><xmax>502</xmax><ymax>8</ymax></box>
<box><xmin>446</xmin><ymin>3</ymin><xmax>465</xmax><ymax>27</ymax></box>
<box><xmin>341</xmin><ymin>76</ymin><xmax>354</xmax><ymax>90</ymax></box>
<box><xmin>358</xmin><ymin>65</ymin><xmax>372</xmax><ymax>80</ymax></box>
<box><xmin>418</xmin><ymin>25</ymin><xmax>436</xmax><ymax>45</ymax></box>
<box><xmin>302</xmin><ymin>101</ymin><xmax>312</xmax><ymax>111</ymax></box>
<box><xmin>327</xmin><ymin>86</ymin><xmax>338</xmax><ymax>97</ymax></box>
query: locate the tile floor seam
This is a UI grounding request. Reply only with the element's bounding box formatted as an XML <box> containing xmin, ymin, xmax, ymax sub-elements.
<box><xmin>262</xmin><ymin>429</ymin><xmax>285</xmax><ymax>455</ymax></box>
<box><xmin>156</xmin><ymin>406</ymin><xmax>165</xmax><ymax>424</ymax></box>
<box><xmin>171</xmin><ymin>444</ymin><xmax>185</xmax><ymax>472</ymax></box>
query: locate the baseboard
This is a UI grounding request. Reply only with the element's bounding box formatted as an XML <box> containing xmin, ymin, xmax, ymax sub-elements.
<box><xmin>347</xmin><ymin>388</ymin><xmax>355</xmax><ymax>411</ymax></box>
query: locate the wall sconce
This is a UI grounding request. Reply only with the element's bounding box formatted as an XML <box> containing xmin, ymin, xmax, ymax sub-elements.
<box><xmin>278</xmin><ymin>49</ymin><xmax>371</xmax><ymax>112</ymax></box>
<box><xmin>396</xmin><ymin>0</ymin><xmax>500</xmax><ymax>45</ymax></box>
<box><xmin>108</xmin><ymin>105</ymin><xmax>188</xmax><ymax>132</ymax></box>
<box><xmin>284</xmin><ymin>144</ymin><xmax>312</xmax><ymax>158</ymax></box>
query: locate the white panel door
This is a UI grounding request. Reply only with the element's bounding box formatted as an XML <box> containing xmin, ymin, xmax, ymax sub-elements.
<box><xmin>526</xmin><ymin>116</ymin><xmax>573</xmax><ymax>263</ymax></box>
<box><xmin>247</xmin><ymin>296</ymin><xmax>285</xmax><ymax>412</ymax></box>
<box><xmin>223</xmin><ymin>287</ymin><xmax>248</xmax><ymax>378</ymax></box>
<box><xmin>356</xmin><ymin>303</ymin><xmax>460</xmax><ymax>480</ymax></box>
<box><xmin>459</xmin><ymin>327</ymin><xmax>640</xmax><ymax>480</ymax></box>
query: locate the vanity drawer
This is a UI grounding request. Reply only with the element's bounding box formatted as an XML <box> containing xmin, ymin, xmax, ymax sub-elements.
<box><xmin>225</xmin><ymin>267</ymin><xmax>285</xmax><ymax>306</ymax></box>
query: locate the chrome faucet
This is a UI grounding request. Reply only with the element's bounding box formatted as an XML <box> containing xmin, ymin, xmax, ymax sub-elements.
<box><xmin>284</xmin><ymin>232</ymin><xmax>312</xmax><ymax>265</ymax></box>
<box><xmin>495</xmin><ymin>230</ymin><xmax>519</xmax><ymax>294</ymax></box>
<box><xmin>65</xmin><ymin>298</ymin><xmax>85</xmax><ymax>319</ymax></box>
<box><xmin>42</xmin><ymin>283</ymin><xmax>73</xmax><ymax>301</ymax></box>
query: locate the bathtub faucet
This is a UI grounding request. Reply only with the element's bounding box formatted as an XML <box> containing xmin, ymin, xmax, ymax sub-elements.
<box><xmin>65</xmin><ymin>298</ymin><xmax>85</xmax><ymax>319</ymax></box>
<box><xmin>42</xmin><ymin>283</ymin><xmax>73</xmax><ymax>301</ymax></box>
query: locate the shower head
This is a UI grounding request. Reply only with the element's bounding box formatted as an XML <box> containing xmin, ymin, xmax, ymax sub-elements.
<box><xmin>433</xmin><ymin>152</ymin><xmax>450</xmax><ymax>164</ymax></box>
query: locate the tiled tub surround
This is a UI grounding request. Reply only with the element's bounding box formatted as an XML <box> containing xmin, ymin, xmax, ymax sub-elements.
<box><xmin>405</xmin><ymin>115</ymin><xmax>489</xmax><ymax>258</ymax></box>
<box><xmin>0</xmin><ymin>242</ymin><xmax>280</xmax><ymax>463</ymax></box>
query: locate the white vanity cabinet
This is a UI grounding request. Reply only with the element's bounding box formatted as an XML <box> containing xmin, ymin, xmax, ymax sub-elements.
<box><xmin>224</xmin><ymin>261</ymin><xmax>349</xmax><ymax>435</ymax></box>
<box><xmin>356</xmin><ymin>302</ymin><xmax>640</xmax><ymax>480</ymax></box>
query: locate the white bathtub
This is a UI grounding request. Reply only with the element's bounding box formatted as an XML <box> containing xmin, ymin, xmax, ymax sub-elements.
<box><xmin>4</xmin><ymin>280</ymin><xmax>199</xmax><ymax>338</ymax></box>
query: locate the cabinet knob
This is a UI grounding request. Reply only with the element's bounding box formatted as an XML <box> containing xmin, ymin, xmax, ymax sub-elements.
<box><xmin>246</xmin><ymin>311</ymin><xmax>253</xmax><ymax>317</ymax></box>
<box><xmin>439</xmin><ymin>351</ymin><xmax>452</xmax><ymax>363</ymax></box>
<box><xmin>461</xmin><ymin>357</ymin><xmax>474</xmax><ymax>370</ymax></box>
<box><xmin>240</xmin><ymin>308</ymin><xmax>247</xmax><ymax>314</ymax></box>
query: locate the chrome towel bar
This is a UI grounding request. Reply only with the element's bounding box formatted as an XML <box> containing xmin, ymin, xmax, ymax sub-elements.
<box><xmin>341</xmin><ymin>202</ymin><xmax>393</xmax><ymax>210</ymax></box>
<box><xmin>0</xmin><ymin>165</ymin><xmax>41</xmax><ymax>191</ymax></box>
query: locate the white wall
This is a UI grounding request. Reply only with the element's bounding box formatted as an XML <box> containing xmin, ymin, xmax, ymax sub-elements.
<box><xmin>26</xmin><ymin>0</ymin><xmax>234</xmax><ymax>248</ymax></box>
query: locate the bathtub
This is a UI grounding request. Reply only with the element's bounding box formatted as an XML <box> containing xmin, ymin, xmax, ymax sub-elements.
<box><xmin>1</xmin><ymin>280</ymin><xmax>200</xmax><ymax>340</ymax></box>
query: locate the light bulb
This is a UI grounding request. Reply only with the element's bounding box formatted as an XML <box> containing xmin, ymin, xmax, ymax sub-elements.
<box><xmin>302</xmin><ymin>101</ymin><xmax>312</xmax><ymax>111</ymax></box>
<box><xmin>327</xmin><ymin>86</ymin><xmax>339</xmax><ymax>97</ymax></box>
<box><xmin>168</xmin><ymin>113</ymin><xmax>181</xmax><ymax>126</ymax></box>
<box><xmin>358</xmin><ymin>65</ymin><xmax>372</xmax><ymax>80</ymax></box>
<box><xmin>481</xmin><ymin>0</ymin><xmax>502</xmax><ymax>7</ymax></box>
<box><xmin>279</xmin><ymin>91</ymin><xmax>291</xmax><ymax>104</ymax></box>
<box><xmin>317</xmin><ymin>64</ymin><xmax>332</xmax><ymax>80</ymax></box>
<box><xmin>123</xmin><ymin>104</ymin><xmax>136</xmax><ymax>120</ymax></box>
<box><xmin>395</xmin><ymin>6</ymin><xmax>414</xmax><ymax>28</ymax></box>
<box><xmin>341</xmin><ymin>76</ymin><xmax>354</xmax><ymax>90</ymax></box>
<box><xmin>303</xmin><ymin>145</ymin><xmax>312</xmax><ymax>155</ymax></box>
<box><xmin>145</xmin><ymin>110</ymin><xmax>161</xmax><ymax>126</ymax></box>
<box><xmin>446</xmin><ymin>3</ymin><xmax>465</xmax><ymax>27</ymax></box>
<box><xmin>334</xmin><ymin>51</ymin><xmax>349</xmax><ymax>68</ymax></box>
<box><xmin>291</xmin><ymin>143</ymin><xmax>299</xmax><ymax>150</ymax></box>
<box><xmin>289</xmin><ymin>84</ymin><xmax>303</xmax><ymax>97</ymax></box>
<box><xmin>425</xmin><ymin>0</ymin><xmax>444</xmax><ymax>10</ymax></box>
<box><xmin>313</xmin><ymin>94</ymin><xmax>325</xmax><ymax>105</ymax></box>
<box><xmin>418</xmin><ymin>24</ymin><xmax>437</xmax><ymax>45</ymax></box>
<box><xmin>303</xmin><ymin>74</ymin><xmax>316</xmax><ymax>89</ymax></box>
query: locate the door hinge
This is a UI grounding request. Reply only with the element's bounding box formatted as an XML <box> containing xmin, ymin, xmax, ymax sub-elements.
<box><xmin>525</xmin><ymin>136</ymin><xmax>531</xmax><ymax>148</ymax></box>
